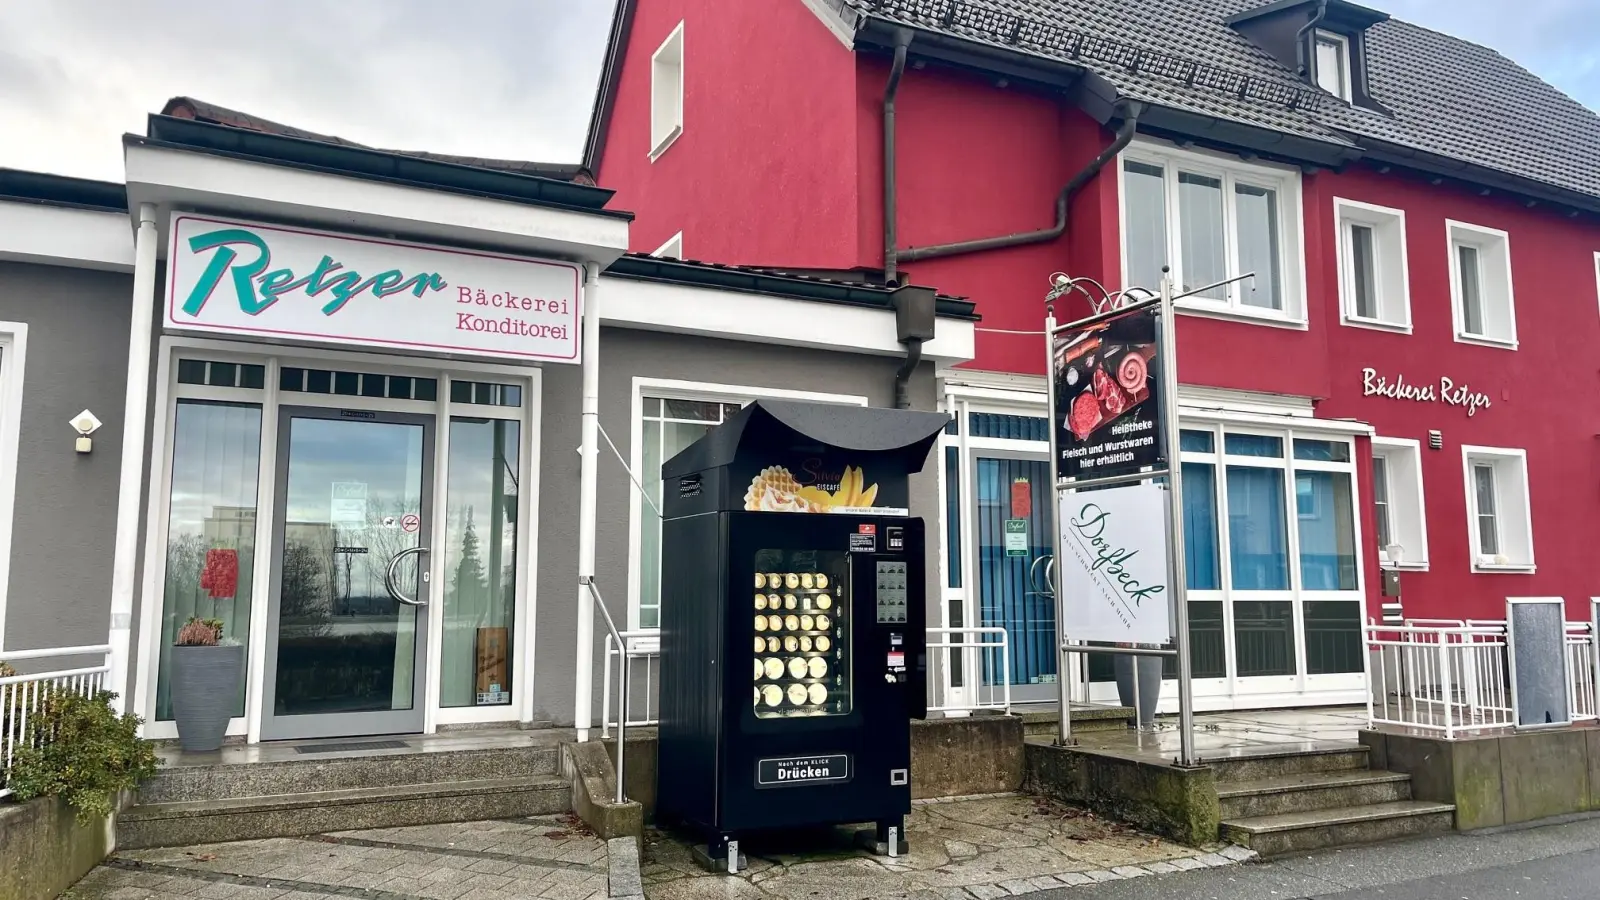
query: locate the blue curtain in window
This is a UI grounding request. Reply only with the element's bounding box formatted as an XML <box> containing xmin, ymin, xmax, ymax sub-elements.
<box><xmin>1226</xmin><ymin>466</ymin><xmax>1289</xmax><ymax>590</ymax></box>
<box><xmin>1296</xmin><ymin>471</ymin><xmax>1357</xmax><ymax>590</ymax></box>
<box><xmin>1182</xmin><ymin>462</ymin><xmax>1220</xmax><ymax>590</ymax></box>
<box><xmin>975</xmin><ymin>457</ymin><xmax>1055</xmax><ymax>687</ymax></box>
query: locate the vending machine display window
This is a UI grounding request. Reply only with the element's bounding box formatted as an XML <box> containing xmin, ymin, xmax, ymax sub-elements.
<box><xmin>751</xmin><ymin>552</ymin><xmax>851</xmax><ymax>718</ymax></box>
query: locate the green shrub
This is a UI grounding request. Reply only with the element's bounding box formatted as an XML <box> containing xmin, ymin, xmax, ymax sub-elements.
<box><xmin>5</xmin><ymin>689</ymin><xmax>159</xmax><ymax>822</ymax></box>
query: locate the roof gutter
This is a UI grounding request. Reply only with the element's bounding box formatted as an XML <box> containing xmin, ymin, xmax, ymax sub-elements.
<box><xmin>896</xmin><ymin>101</ymin><xmax>1142</xmax><ymax>264</ymax></box>
<box><xmin>1295</xmin><ymin>0</ymin><xmax>1330</xmax><ymax>78</ymax></box>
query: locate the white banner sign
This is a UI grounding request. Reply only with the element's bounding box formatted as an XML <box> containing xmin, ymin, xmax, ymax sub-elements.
<box><xmin>1058</xmin><ymin>481</ymin><xmax>1172</xmax><ymax>645</ymax></box>
<box><xmin>165</xmin><ymin>214</ymin><xmax>583</xmax><ymax>363</ymax></box>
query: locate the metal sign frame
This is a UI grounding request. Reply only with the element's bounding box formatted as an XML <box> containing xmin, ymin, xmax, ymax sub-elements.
<box><xmin>1043</xmin><ymin>269</ymin><xmax>1254</xmax><ymax>767</ymax></box>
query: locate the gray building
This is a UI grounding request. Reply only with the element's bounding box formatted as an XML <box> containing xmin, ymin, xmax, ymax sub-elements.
<box><xmin>0</xmin><ymin>104</ymin><xmax>975</xmax><ymax>743</ymax></box>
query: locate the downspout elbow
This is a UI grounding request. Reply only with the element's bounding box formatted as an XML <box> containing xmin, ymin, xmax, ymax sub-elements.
<box><xmin>893</xmin><ymin>337</ymin><xmax>924</xmax><ymax>410</ymax></box>
<box><xmin>1295</xmin><ymin>0</ymin><xmax>1330</xmax><ymax>77</ymax></box>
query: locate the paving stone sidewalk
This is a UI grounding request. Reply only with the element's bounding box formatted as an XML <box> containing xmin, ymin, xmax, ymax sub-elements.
<box><xmin>641</xmin><ymin>794</ymin><xmax>1254</xmax><ymax>900</ymax></box>
<box><xmin>64</xmin><ymin>814</ymin><xmax>611</xmax><ymax>900</ymax></box>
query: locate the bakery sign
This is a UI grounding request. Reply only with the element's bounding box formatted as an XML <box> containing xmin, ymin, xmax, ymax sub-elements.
<box><xmin>1052</xmin><ymin>306</ymin><xmax>1164</xmax><ymax>480</ymax></box>
<box><xmin>1361</xmin><ymin>368</ymin><xmax>1492</xmax><ymax>417</ymax></box>
<box><xmin>165</xmin><ymin>213</ymin><xmax>582</xmax><ymax>363</ymax></box>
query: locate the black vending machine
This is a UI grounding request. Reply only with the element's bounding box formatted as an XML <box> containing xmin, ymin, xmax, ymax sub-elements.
<box><xmin>656</xmin><ymin>400</ymin><xmax>950</xmax><ymax>869</ymax></box>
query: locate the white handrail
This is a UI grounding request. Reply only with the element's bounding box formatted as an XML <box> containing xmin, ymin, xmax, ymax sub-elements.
<box><xmin>927</xmin><ymin>627</ymin><xmax>1011</xmax><ymax>715</ymax></box>
<box><xmin>0</xmin><ymin>644</ymin><xmax>113</xmax><ymax>662</ymax></box>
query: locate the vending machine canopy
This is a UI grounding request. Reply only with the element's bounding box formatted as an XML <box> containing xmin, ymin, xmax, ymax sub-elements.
<box><xmin>662</xmin><ymin>401</ymin><xmax>950</xmax><ymax>519</ymax></box>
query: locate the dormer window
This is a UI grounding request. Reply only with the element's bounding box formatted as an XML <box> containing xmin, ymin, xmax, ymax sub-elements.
<box><xmin>1314</xmin><ymin>31</ymin><xmax>1352</xmax><ymax>101</ymax></box>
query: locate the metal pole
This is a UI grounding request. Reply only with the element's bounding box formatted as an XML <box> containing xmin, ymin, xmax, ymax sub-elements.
<box><xmin>1158</xmin><ymin>274</ymin><xmax>1197</xmax><ymax>767</ymax></box>
<box><xmin>1045</xmin><ymin>304</ymin><xmax>1073</xmax><ymax>746</ymax></box>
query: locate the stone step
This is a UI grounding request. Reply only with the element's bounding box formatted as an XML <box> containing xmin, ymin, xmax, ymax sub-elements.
<box><xmin>1205</xmin><ymin>746</ymin><xmax>1369</xmax><ymax>782</ymax></box>
<box><xmin>118</xmin><ymin>776</ymin><xmax>570</xmax><ymax>850</ymax></box>
<box><xmin>1221</xmin><ymin>800</ymin><xmax>1455</xmax><ymax>856</ymax></box>
<box><xmin>139</xmin><ymin>744</ymin><xmax>561</xmax><ymax>803</ymax></box>
<box><xmin>1018</xmin><ymin>706</ymin><xmax>1137</xmax><ymax>736</ymax></box>
<box><xmin>1218</xmin><ymin>770</ymin><xmax>1413</xmax><ymax>819</ymax></box>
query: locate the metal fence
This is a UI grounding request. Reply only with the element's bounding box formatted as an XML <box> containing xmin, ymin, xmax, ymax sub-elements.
<box><xmin>600</xmin><ymin>626</ymin><xmax>1012</xmax><ymax>733</ymax></box>
<box><xmin>1365</xmin><ymin>619</ymin><xmax>1599</xmax><ymax>738</ymax></box>
<box><xmin>1</xmin><ymin>645</ymin><xmax>112</xmax><ymax>798</ymax></box>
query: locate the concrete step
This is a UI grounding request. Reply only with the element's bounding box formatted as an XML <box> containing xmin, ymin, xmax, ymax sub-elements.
<box><xmin>1218</xmin><ymin>770</ymin><xmax>1413</xmax><ymax>819</ymax></box>
<box><xmin>1018</xmin><ymin>706</ymin><xmax>1136</xmax><ymax>736</ymax></box>
<box><xmin>1206</xmin><ymin>746</ymin><xmax>1369</xmax><ymax>782</ymax></box>
<box><xmin>119</xmin><ymin>775</ymin><xmax>570</xmax><ymax>849</ymax></box>
<box><xmin>139</xmin><ymin>744</ymin><xmax>561</xmax><ymax>803</ymax></box>
<box><xmin>1221</xmin><ymin>800</ymin><xmax>1455</xmax><ymax>856</ymax></box>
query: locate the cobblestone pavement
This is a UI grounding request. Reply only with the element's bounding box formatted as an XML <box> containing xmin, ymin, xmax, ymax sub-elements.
<box><xmin>641</xmin><ymin>794</ymin><xmax>1252</xmax><ymax>900</ymax></box>
<box><xmin>64</xmin><ymin>814</ymin><xmax>610</xmax><ymax>900</ymax></box>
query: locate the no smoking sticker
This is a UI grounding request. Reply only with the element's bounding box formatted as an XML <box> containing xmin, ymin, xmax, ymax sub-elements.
<box><xmin>401</xmin><ymin>513</ymin><xmax>421</xmax><ymax>534</ymax></box>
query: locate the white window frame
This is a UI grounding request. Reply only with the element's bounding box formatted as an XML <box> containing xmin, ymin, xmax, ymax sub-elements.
<box><xmin>1370</xmin><ymin>436</ymin><xmax>1428</xmax><ymax>570</ymax></box>
<box><xmin>1460</xmin><ymin>444</ymin><xmax>1534</xmax><ymax>573</ymax></box>
<box><xmin>1119</xmin><ymin>140</ymin><xmax>1308</xmax><ymax>328</ymax></box>
<box><xmin>626</xmin><ymin>377</ymin><xmax>869</xmax><ymax>631</ymax></box>
<box><xmin>1334</xmin><ymin>198</ymin><xmax>1411</xmax><ymax>332</ymax></box>
<box><xmin>1313</xmin><ymin>30</ymin><xmax>1353</xmax><ymax>101</ymax></box>
<box><xmin>1593</xmin><ymin>251</ymin><xmax>1600</xmax><ymax>323</ymax></box>
<box><xmin>651</xmin><ymin>232</ymin><xmax>683</xmax><ymax>260</ymax></box>
<box><xmin>1446</xmin><ymin>219</ymin><xmax>1517</xmax><ymax>349</ymax></box>
<box><xmin>0</xmin><ymin>323</ymin><xmax>27</xmax><ymax>645</ymax></box>
<box><xmin>649</xmin><ymin>21</ymin><xmax>685</xmax><ymax>161</ymax></box>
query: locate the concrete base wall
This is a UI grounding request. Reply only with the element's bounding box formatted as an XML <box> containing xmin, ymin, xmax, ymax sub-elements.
<box><xmin>1361</xmin><ymin>726</ymin><xmax>1600</xmax><ymax>830</ymax></box>
<box><xmin>0</xmin><ymin>796</ymin><xmax>113</xmax><ymax>900</ymax></box>
<box><xmin>1024</xmin><ymin>743</ymin><xmax>1219</xmax><ymax>847</ymax></box>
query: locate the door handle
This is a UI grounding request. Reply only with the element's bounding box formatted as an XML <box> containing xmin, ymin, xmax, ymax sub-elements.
<box><xmin>385</xmin><ymin>546</ymin><xmax>431</xmax><ymax>607</ymax></box>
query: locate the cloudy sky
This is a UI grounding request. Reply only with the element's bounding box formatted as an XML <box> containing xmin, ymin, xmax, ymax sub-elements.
<box><xmin>0</xmin><ymin>1</ymin><xmax>1594</xmax><ymax>182</ymax></box>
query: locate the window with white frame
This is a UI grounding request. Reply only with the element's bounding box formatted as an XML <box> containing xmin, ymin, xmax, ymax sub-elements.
<box><xmin>1370</xmin><ymin>437</ymin><xmax>1427</xmax><ymax>568</ymax></box>
<box><xmin>1336</xmin><ymin>199</ymin><xmax>1410</xmax><ymax>330</ymax></box>
<box><xmin>0</xmin><ymin>324</ymin><xmax>27</xmax><ymax>647</ymax></box>
<box><xmin>651</xmin><ymin>232</ymin><xmax>683</xmax><ymax>260</ymax></box>
<box><xmin>1314</xmin><ymin>31</ymin><xmax>1352</xmax><ymax>101</ymax></box>
<box><xmin>1121</xmin><ymin>142</ymin><xmax>1305</xmax><ymax>323</ymax></box>
<box><xmin>650</xmin><ymin>22</ymin><xmax>684</xmax><ymax>160</ymax></box>
<box><xmin>1447</xmin><ymin>220</ymin><xmax>1516</xmax><ymax>347</ymax></box>
<box><xmin>1461</xmin><ymin>445</ymin><xmax>1533</xmax><ymax>571</ymax></box>
<box><xmin>631</xmin><ymin>383</ymin><xmax>868</xmax><ymax>629</ymax></box>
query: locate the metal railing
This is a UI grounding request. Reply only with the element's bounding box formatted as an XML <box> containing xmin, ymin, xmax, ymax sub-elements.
<box><xmin>1</xmin><ymin>645</ymin><xmax>112</xmax><ymax>798</ymax></box>
<box><xmin>927</xmin><ymin>627</ymin><xmax>1011</xmax><ymax>715</ymax></box>
<box><xmin>1365</xmin><ymin>619</ymin><xmax>1600</xmax><ymax>738</ymax></box>
<box><xmin>601</xmin><ymin>631</ymin><xmax>659</xmax><ymax>736</ymax></box>
<box><xmin>1365</xmin><ymin>621</ymin><xmax>1513</xmax><ymax>738</ymax></box>
<box><xmin>578</xmin><ymin>578</ymin><xmax>628</xmax><ymax>804</ymax></box>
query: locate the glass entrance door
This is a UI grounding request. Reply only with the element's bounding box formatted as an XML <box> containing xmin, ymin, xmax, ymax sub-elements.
<box><xmin>971</xmin><ymin>453</ymin><xmax>1057</xmax><ymax>702</ymax></box>
<box><xmin>262</xmin><ymin>407</ymin><xmax>433</xmax><ymax>740</ymax></box>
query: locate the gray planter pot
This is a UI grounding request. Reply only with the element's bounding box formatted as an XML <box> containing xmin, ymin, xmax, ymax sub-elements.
<box><xmin>170</xmin><ymin>644</ymin><xmax>243</xmax><ymax>752</ymax></box>
<box><xmin>1112</xmin><ymin>652</ymin><xmax>1163</xmax><ymax>728</ymax></box>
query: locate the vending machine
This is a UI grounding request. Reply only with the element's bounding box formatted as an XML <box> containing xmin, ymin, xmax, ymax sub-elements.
<box><xmin>655</xmin><ymin>400</ymin><xmax>949</xmax><ymax>869</ymax></box>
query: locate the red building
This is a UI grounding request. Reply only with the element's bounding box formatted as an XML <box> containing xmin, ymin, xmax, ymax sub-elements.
<box><xmin>582</xmin><ymin>0</ymin><xmax>1600</xmax><ymax>710</ymax></box>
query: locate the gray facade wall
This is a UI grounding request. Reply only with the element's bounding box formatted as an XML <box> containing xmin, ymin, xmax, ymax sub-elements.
<box><xmin>532</xmin><ymin>324</ymin><xmax>942</xmax><ymax>726</ymax></box>
<box><xmin>0</xmin><ymin>262</ymin><xmax>132</xmax><ymax>653</ymax></box>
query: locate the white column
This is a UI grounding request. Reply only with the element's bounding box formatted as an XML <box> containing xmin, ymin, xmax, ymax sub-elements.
<box><xmin>106</xmin><ymin>203</ymin><xmax>159</xmax><ymax>713</ymax></box>
<box><xmin>573</xmin><ymin>262</ymin><xmax>602</xmax><ymax>741</ymax></box>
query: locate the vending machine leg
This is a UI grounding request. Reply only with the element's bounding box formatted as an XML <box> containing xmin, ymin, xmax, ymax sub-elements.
<box><xmin>854</xmin><ymin>818</ymin><xmax>909</xmax><ymax>857</ymax></box>
<box><xmin>693</xmin><ymin>836</ymin><xmax>747</xmax><ymax>875</ymax></box>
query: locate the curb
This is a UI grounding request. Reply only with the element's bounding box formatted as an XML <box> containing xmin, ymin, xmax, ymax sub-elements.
<box><xmin>961</xmin><ymin>845</ymin><xmax>1258</xmax><ymax>897</ymax></box>
<box><xmin>607</xmin><ymin>836</ymin><xmax>645</xmax><ymax>900</ymax></box>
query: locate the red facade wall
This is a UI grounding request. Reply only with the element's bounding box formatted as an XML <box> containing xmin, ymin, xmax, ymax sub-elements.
<box><xmin>594</xmin><ymin>0</ymin><xmax>862</xmax><ymax>267</ymax></box>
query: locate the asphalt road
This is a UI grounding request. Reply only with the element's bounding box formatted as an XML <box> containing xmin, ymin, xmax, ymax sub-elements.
<box><xmin>1023</xmin><ymin>814</ymin><xmax>1600</xmax><ymax>900</ymax></box>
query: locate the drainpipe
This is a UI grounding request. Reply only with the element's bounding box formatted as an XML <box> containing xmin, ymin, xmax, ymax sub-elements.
<box><xmin>572</xmin><ymin>261</ymin><xmax>602</xmax><ymax>742</ymax></box>
<box><xmin>883</xmin><ymin>29</ymin><xmax>913</xmax><ymax>285</ymax></box>
<box><xmin>105</xmin><ymin>202</ymin><xmax>158</xmax><ymax>713</ymax></box>
<box><xmin>898</xmin><ymin>102</ymin><xmax>1142</xmax><ymax>263</ymax></box>
<box><xmin>893</xmin><ymin>339</ymin><xmax>923</xmax><ymax>410</ymax></box>
<box><xmin>1295</xmin><ymin>1</ymin><xmax>1330</xmax><ymax>78</ymax></box>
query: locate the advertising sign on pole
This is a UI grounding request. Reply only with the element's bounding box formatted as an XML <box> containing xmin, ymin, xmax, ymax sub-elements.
<box><xmin>1051</xmin><ymin>307</ymin><xmax>1163</xmax><ymax>481</ymax></box>
<box><xmin>1057</xmin><ymin>481</ymin><xmax>1172</xmax><ymax>645</ymax></box>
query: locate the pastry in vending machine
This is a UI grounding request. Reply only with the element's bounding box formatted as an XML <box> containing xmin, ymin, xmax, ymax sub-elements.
<box><xmin>767</xmin><ymin>614</ymin><xmax>783</xmax><ymax>631</ymax></box>
<box><xmin>766</xmin><ymin>637</ymin><xmax>780</xmax><ymax>652</ymax></box>
<box><xmin>784</xmin><ymin>594</ymin><xmax>798</xmax><ymax>610</ymax></box>
<box><xmin>784</xmin><ymin>636</ymin><xmax>799</xmax><ymax>652</ymax></box>
<box><xmin>754</xmin><ymin>615</ymin><xmax>767</xmax><ymax>632</ymax></box>
<box><xmin>807</xmin><ymin>683</ymin><xmax>828</xmax><ymax>705</ymax></box>
<box><xmin>755</xmin><ymin>573</ymin><xmax>766</xmax><ymax>589</ymax></box>
<box><xmin>762</xmin><ymin>658</ymin><xmax>784</xmax><ymax>680</ymax></box>
<box><xmin>815</xmin><ymin>615</ymin><xmax>832</xmax><ymax>631</ymax></box>
<box><xmin>799</xmin><ymin>636</ymin><xmax>813</xmax><ymax>652</ymax></box>
<box><xmin>800</xmin><ymin>573</ymin><xmax>814</xmax><ymax>589</ymax></box>
<box><xmin>761</xmin><ymin>685</ymin><xmax>783</xmax><ymax>707</ymax></box>
<box><xmin>807</xmin><ymin>657</ymin><xmax>827</xmax><ymax>678</ymax></box>
<box><xmin>784</xmin><ymin>573</ymin><xmax>800</xmax><ymax>589</ymax></box>
<box><xmin>815</xmin><ymin>574</ymin><xmax>830</xmax><ymax>589</ymax></box>
<box><xmin>754</xmin><ymin>595</ymin><xmax>768</xmax><ymax>610</ymax></box>
<box><xmin>787</xmin><ymin>657</ymin><xmax>807</xmax><ymax>679</ymax></box>
<box><xmin>816</xmin><ymin>635</ymin><xmax>832</xmax><ymax>652</ymax></box>
<box><xmin>786</xmin><ymin>683</ymin><xmax>809</xmax><ymax>705</ymax></box>
<box><xmin>800</xmin><ymin>614</ymin><xmax>815</xmax><ymax>631</ymax></box>
<box><xmin>753</xmin><ymin>637</ymin><xmax>765</xmax><ymax>653</ymax></box>
<box><xmin>816</xmin><ymin>594</ymin><xmax>833</xmax><ymax>610</ymax></box>
<box><xmin>784</xmin><ymin>614</ymin><xmax>800</xmax><ymax>631</ymax></box>
<box><xmin>753</xmin><ymin>659</ymin><xmax>763</xmax><ymax>680</ymax></box>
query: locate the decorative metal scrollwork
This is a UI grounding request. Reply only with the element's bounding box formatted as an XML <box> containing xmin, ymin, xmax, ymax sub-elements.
<box><xmin>1044</xmin><ymin>272</ymin><xmax>1159</xmax><ymax>316</ymax></box>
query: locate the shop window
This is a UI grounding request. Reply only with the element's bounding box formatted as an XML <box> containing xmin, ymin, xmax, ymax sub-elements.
<box><xmin>1447</xmin><ymin>220</ymin><xmax>1516</xmax><ymax>348</ymax></box>
<box><xmin>1335</xmin><ymin>199</ymin><xmax>1410</xmax><ymax>331</ymax></box>
<box><xmin>280</xmin><ymin>367</ymin><xmax>438</xmax><ymax>402</ymax></box>
<box><xmin>1305</xmin><ymin>601</ymin><xmax>1362</xmax><ymax>674</ymax></box>
<box><xmin>944</xmin><ymin>445</ymin><xmax>961</xmax><ymax>589</ymax></box>
<box><xmin>1234</xmin><ymin>600</ymin><xmax>1296</xmax><ymax>677</ymax></box>
<box><xmin>155</xmin><ymin>400</ymin><xmax>262</xmax><ymax>721</ymax></box>
<box><xmin>1372</xmin><ymin>437</ymin><xmax>1428</xmax><ymax>568</ymax></box>
<box><xmin>650</xmin><ymin>22</ymin><xmax>685</xmax><ymax>160</ymax></box>
<box><xmin>1120</xmin><ymin>142</ymin><xmax>1304</xmax><ymax>323</ymax></box>
<box><xmin>177</xmin><ymin>358</ymin><xmax>266</xmax><ymax>389</ymax></box>
<box><xmin>1462</xmin><ymin>445</ymin><xmax>1534</xmax><ymax>571</ymax></box>
<box><xmin>1295</xmin><ymin>470</ymin><xmax>1357</xmax><ymax>590</ymax></box>
<box><xmin>968</xmin><ymin>413</ymin><xmax>1048</xmax><ymax>441</ymax></box>
<box><xmin>1182</xmin><ymin>462</ymin><xmax>1220</xmax><ymax>590</ymax></box>
<box><xmin>450</xmin><ymin>380</ymin><xmax>523</xmax><ymax>408</ymax></box>
<box><xmin>440</xmin><ymin>418</ymin><xmax>520</xmax><ymax>707</ymax></box>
